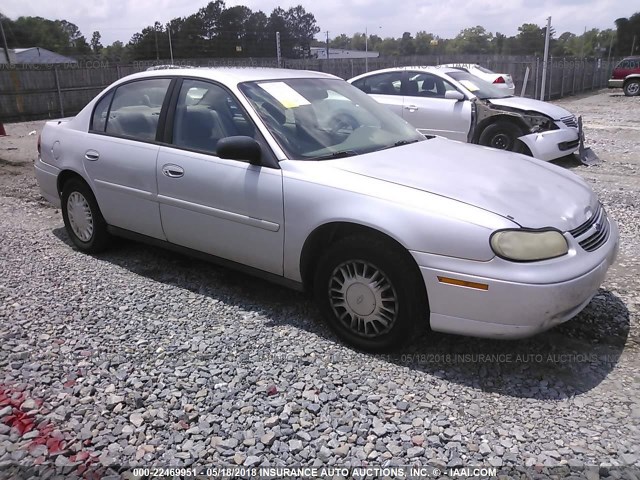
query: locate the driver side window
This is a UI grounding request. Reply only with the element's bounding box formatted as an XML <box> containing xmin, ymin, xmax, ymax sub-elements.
<box><xmin>172</xmin><ymin>79</ymin><xmax>256</xmax><ymax>155</ymax></box>
<box><xmin>407</xmin><ymin>72</ymin><xmax>458</xmax><ymax>99</ymax></box>
<box><xmin>353</xmin><ymin>72</ymin><xmax>403</xmax><ymax>96</ymax></box>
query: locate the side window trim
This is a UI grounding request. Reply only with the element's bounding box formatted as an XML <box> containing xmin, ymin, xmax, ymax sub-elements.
<box><xmin>89</xmin><ymin>89</ymin><xmax>115</xmax><ymax>133</ymax></box>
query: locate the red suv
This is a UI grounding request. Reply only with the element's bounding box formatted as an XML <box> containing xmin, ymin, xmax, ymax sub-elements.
<box><xmin>609</xmin><ymin>56</ymin><xmax>640</xmax><ymax>96</ymax></box>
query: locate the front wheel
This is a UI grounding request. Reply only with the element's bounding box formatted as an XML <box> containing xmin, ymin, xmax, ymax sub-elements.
<box><xmin>478</xmin><ymin>120</ymin><xmax>525</xmax><ymax>153</ymax></box>
<box><xmin>61</xmin><ymin>178</ymin><xmax>110</xmax><ymax>253</ymax></box>
<box><xmin>313</xmin><ymin>235</ymin><xmax>427</xmax><ymax>352</ymax></box>
<box><xmin>623</xmin><ymin>80</ymin><xmax>640</xmax><ymax>97</ymax></box>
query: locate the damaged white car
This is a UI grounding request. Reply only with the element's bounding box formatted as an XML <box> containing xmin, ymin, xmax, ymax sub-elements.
<box><xmin>349</xmin><ymin>66</ymin><xmax>583</xmax><ymax>162</ymax></box>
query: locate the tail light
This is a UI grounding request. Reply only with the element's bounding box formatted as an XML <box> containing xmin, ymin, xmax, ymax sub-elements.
<box><xmin>493</xmin><ymin>76</ymin><xmax>506</xmax><ymax>84</ymax></box>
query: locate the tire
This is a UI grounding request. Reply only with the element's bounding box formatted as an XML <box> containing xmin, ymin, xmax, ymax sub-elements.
<box><xmin>478</xmin><ymin>120</ymin><xmax>525</xmax><ymax>153</ymax></box>
<box><xmin>61</xmin><ymin>178</ymin><xmax>110</xmax><ymax>253</ymax></box>
<box><xmin>313</xmin><ymin>235</ymin><xmax>428</xmax><ymax>352</ymax></box>
<box><xmin>623</xmin><ymin>79</ymin><xmax>640</xmax><ymax>97</ymax></box>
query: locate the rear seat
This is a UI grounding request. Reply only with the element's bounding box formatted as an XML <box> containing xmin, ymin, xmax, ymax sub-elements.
<box><xmin>106</xmin><ymin>106</ymin><xmax>160</xmax><ymax>141</ymax></box>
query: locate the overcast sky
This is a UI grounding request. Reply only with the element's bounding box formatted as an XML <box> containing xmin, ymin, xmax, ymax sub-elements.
<box><xmin>1</xmin><ymin>0</ymin><xmax>631</xmax><ymax>46</ymax></box>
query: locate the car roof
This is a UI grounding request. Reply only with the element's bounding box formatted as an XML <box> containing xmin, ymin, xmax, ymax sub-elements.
<box><xmin>118</xmin><ymin>67</ymin><xmax>339</xmax><ymax>86</ymax></box>
<box><xmin>349</xmin><ymin>66</ymin><xmax>459</xmax><ymax>81</ymax></box>
<box><xmin>439</xmin><ymin>63</ymin><xmax>478</xmax><ymax>68</ymax></box>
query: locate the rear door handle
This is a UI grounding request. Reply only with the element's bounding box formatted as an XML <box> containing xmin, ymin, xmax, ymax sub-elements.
<box><xmin>404</xmin><ymin>105</ymin><xmax>419</xmax><ymax>112</ymax></box>
<box><xmin>84</xmin><ymin>150</ymin><xmax>100</xmax><ymax>161</ymax></box>
<box><xmin>162</xmin><ymin>164</ymin><xmax>184</xmax><ymax>178</ymax></box>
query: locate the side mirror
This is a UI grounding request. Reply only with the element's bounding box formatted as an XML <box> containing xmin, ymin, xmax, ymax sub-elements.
<box><xmin>445</xmin><ymin>90</ymin><xmax>465</xmax><ymax>101</ymax></box>
<box><xmin>217</xmin><ymin>136</ymin><xmax>262</xmax><ymax>165</ymax></box>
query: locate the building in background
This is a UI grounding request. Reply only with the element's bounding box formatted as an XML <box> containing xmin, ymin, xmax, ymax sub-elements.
<box><xmin>11</xmin><ymin>47</ymin><xmax>77</xmax><ymax>64</ymax></box>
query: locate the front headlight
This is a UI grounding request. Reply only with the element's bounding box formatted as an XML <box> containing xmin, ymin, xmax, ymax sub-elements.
<box><xmin>490</xmin><ymin>228</ymin><xmax>568</xmax><ymax>261</ymax></box>
<box><xmin>523</xmin><ymin>112</ymin><xmax>557</xmax><ymax>132</ymax></box>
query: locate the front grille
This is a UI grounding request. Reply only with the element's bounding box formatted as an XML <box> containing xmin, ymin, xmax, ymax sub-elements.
<box><xmin>559</xmin><ymin>139</ymin><xmax>579</xmax><ymax>151</ymax></box>
<box><xmin>569</xmin><ymin>204</ymin><xmax>610</xmax><ymax>252</ymax></box>
<box><xmin>561</xmin><ymin>115</ymin><xmax>578</xmax><ymax>128</ymax></box>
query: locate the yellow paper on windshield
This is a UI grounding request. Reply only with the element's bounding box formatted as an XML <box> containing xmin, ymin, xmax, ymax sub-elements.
<box><xmin>459</xmin><ymin>80</ymin><xmax>480</xmax><ymax>92</ymax></box>
<box><xmin>259</xmin><ymin>82</ymin><xmax>310</xmax><ymax>108</ymax></box>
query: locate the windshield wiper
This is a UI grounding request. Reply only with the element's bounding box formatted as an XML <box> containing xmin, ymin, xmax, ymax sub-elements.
<box><xmin>308</xmin><ymin>150</ymin><xmax>359</xmax><ymax>160</ymax></box>
<box><xmin>380</xmin><ymin>139</ymin><xmax>421</xmax><ymax>150</ymax></box>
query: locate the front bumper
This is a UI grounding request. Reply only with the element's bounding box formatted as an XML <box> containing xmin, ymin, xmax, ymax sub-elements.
<box><xmin>518</xmin><ymin>127</ymin><xmax>579</xmax><ymax>162</ymax></box>
<box><xmin>608</xmin><ymin>79</ymin><xmax>624</xmax><ymax>88</ymax></box>
<box><xmin>412</xmin><ymin>218</ymin><xmax>619</xmax><ymax>339</ymax></box>
<box><xmin>34</xmin><ymin>157</ymin><xmax>61</xmax><ymax>208</ymax></box>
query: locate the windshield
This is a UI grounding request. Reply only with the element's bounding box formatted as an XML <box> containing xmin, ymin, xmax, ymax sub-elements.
<box><xmin>446</xmin><ymin>71</ymin><xmax>512</xmax><ymax>99</ymax></box>
<box><xmin>239</xmin><ymin>78</ymin><xmax>424</xmax><ymax>160</ymax></box>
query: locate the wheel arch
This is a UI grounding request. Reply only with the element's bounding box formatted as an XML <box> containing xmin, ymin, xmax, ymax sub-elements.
<box><xmin>473</xmin><ymin>114</ymin><xmax>528</xmax><ymax>143</ymax></box>
<box><xmin>57</xmin><ymin>169</ymin><xmax>90</xmax><ymax>197</ymax></box>
<box><xmin>299</xmin><ymin>222</ymin><xmax>428</xmax><ymax>305</ymax></box>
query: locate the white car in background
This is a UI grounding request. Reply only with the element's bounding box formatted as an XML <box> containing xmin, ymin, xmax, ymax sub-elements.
<box><xmin>440</xmin><ymin>63</ymin><xmax>515</xmax><ymax>95</ymax></box>
<box><xmin>349</xmin><ymin>66</ymin><xmax>581</xmax><ymax>161</ymax></box>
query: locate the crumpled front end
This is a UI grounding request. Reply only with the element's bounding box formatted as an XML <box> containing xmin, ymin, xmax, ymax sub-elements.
<box><xmin>518</xmin><ymin>127</ymin><xmax>579</xmax><ymax>162</ymax></box>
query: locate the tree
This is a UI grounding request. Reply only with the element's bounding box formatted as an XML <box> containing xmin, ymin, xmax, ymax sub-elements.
<box><xmin>378</xmin><ymin>37</ymin><xmax>400</xmax><ymax>56</ymax></box>
<box><xmin>515</xmin><ymin>23</ymin><xmax>552</xmax><ymax>55</ymax></box>
<box><xmin>493</xmin><ymin>32</ymin><xmax>506</xmax><ymax>54</ymax></box>
<box><xmin>284</xmin><ymin>5</ymin><xmax>320</xmax><ymax>57</ymax></box>
<box><xmin>218</xmin><ymin>5</ymin><xmax>252</xmax><ymax>56</ymax></box>
<box><xmin>615</xmin><ymin>12</ymin><xmax>640</xmax><ymax>56</ymax></box>
<box><xmin>414</xmin><ymin>31</ymin><xmax>434</xmax><ymax>55</ymax></box>
<box><xmin>101</xmin><ymin>41</ymin><xmax>130</xmax><ymax>62</ymax></box>
<box><xmin>330</xmin><ymin>34</ymin><xmax>351</xmax><ymax>49</ymax></box>
<box><xmin>399</xmin><ymin>32</ymin><xmax>415</xmax><ymax>55</ymax></box>
<box><xmin>450</xmin><ymin>26</ymin><xmax>493</xmax><ymax>54</ymax></box>
<box><xmin>91</xmin><ymin>31</ymin><xmax>103</xmax><ymax>54</ymax></box>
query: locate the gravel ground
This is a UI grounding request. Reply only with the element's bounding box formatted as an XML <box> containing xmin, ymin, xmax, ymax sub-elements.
<box><xmin>0</xmin><ymin>90</ymin><xmax>639</xmax><ymax>479</ymax></box>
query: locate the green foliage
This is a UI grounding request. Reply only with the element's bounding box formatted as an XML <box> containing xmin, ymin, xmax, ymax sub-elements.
<box><xmin>126</xmin><ymin>1</ymin><xmax>320</xmax><ymax>59</ymax></box>
<box><xmin>91</xmin><ymin>31</ymin><xmax>102</xmax><ymax>54</ymax></box>
<box><xmin>0</xmin><ymin>15</ymin><xmax>91</xmax><ymax>56</ymax></box>
<box><xmin>615</xmin><ymin>12</ymin><xmax>640</xmax><ymax>56</ymax></box>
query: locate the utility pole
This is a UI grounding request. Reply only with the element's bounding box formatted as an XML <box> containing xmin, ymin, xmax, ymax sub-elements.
<box><xmin>540</xmin><ymin>16</ymin><xmax>551</xmax><ymax>101</ymax></box>
<box><xmin>0</xmin><ymin>18</ymin><xmax>11</xmax><ymax>65</ymax></box>
<box><xmin>325</xmin><ymin>31</ymin><xmax>329</xmax><ymax>60</ymax></box>
<box><xmin>276</xmin><ymin>32</ymin><xmax>281</xmax><ymax>68</ymax></box>
<box><xmin>154</xmin><ymin>23</ymin><xmax>159</xmax><ymax>60</ymax></box>
<box><xmin>632</xmin><ymin>35</ymin><xmax>637</xmax><ymax>55</ymax></box>
<box><xmin>580</xmin><ymin>26</ymin><xmax>587</xmax><ymax>58</ymax></box>
<box><xmin>365</xmin><ymin>27</ymin><xmax>368</xmax><ymax>73</ymax></box>
<box><xmin>167</xmin><ymin>23</ymin><xmax>174</xmax><ymax>64</ymax></box>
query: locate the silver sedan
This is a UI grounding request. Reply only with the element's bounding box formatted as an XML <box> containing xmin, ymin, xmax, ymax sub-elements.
<box><xmin>35</xmin><ymin>68</ymin><xmax>619</xmax><ymax>351</ymax></box>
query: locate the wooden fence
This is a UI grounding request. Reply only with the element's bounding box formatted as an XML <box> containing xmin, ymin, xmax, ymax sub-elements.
<box><xmin>0</xmin><ymin>54</ymin><xmax>619</xmax><ymax>122</ymax></box>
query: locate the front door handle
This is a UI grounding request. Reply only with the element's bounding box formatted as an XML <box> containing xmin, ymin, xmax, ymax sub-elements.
<box><xmin>84</xmin><ymin>150</ymin><xmax>100</xmax><ymax>161</ymax></box>
<box><xmin>162</xmin><ymin>164</ymin><xmax>184</xmax><ymax>178</ymax></box>
<box><xmin>404</xmin><ymin>105</ymin><xmax>419</xmax><ymax>112</ymax></box>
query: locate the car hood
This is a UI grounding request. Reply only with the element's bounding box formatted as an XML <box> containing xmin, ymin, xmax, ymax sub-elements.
<box><xmin>328</xmin><ymin>138</ymin><xmax>596</xmax><ymax>231</ymax></box>
<box><xmin>487</xmin><ymin>96</ymin><xmax>572</xmax><ymax>120</ymax></box>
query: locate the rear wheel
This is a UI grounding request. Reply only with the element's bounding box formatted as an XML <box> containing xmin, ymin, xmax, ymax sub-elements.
<box><xmin>61</xmin><ymin>178</ymin><xmax>110</xmax><ymax>253</ymax></box>
<box><xmin>623</xmin><ymin>79</ymin><xmax>640</xmax><ymax>97</ymax></box>
<box><xmin>479</xmin><ymin>120</ymin><xmax>525</xmax><ymax>153</ymax></box>
<box><xmin>313</xmin><ymin>235</ymin><xmax>427</xmax><ymax>352</ymax></box>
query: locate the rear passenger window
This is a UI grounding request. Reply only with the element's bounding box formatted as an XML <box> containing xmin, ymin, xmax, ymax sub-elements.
<box><xmin>91</xmin><ymin>91</ymin><xmax>114</xmax><ymax>132</ymax></box>
<box><xmin>105</xmin><ymin>79</ymin><xmax>171</xmax><ymax>141</ymax></box>
<box><xmin>172</xmin><ymin>79</ymin><xmax>256</xmax><ymax>155</ymax></box>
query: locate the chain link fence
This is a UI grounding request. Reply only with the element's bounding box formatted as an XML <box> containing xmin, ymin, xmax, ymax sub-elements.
<box><xmin>0</xmin><ymin>55</ymin><xmax>619</xmax><ymax>121</ymax></box>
